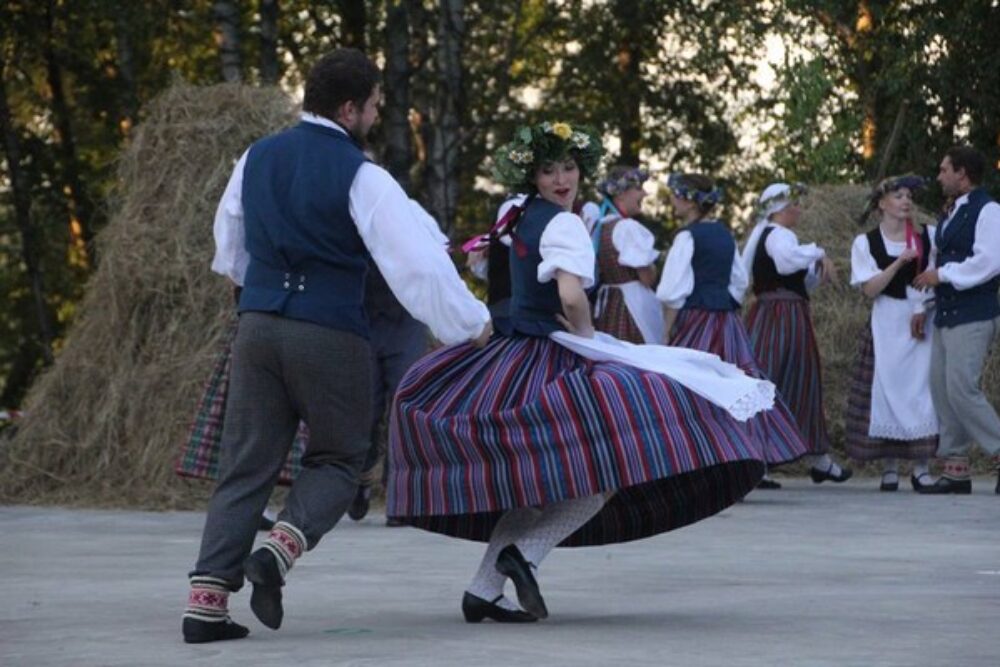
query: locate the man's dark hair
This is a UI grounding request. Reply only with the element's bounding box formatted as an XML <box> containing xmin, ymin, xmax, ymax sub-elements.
<box><xmin>945</xmin><ymin>145</ymin><xmax>987</xmax><ymax>185</ymax></box>
<box><xmin>303</xmin><ymin>48</ymin><xmax>381</xmax><ymax>121</ymax></box>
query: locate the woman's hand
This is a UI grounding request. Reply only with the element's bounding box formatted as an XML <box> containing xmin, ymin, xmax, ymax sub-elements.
<box><xmin>555</xmin><ymin>313</ymin><xmax>595</xmax><ymax>338</ymax></box>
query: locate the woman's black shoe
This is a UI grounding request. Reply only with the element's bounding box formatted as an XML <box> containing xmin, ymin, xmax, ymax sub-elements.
<box><xmin>879</xmin><ymin>473</ymin><xmax>899</xmax><ymax>492</ymax></box>
<box><xmin>496</xmin><ymin>544</ymin><xmax>548</xmax><ymax>619</ymax></box>
<box><xmin>461</xmin><ymin>592</ymin><xmax>537</xmax><ymax>623</ymax></box>
<box><xmin>757</xmin><ymin>477</ymin><xmax>782</xmax><ymax>490</ymax></box>
<box><xmin>809</xmin><ymin>465</ymin><xmax>853</xmax><ymax>484</ymax></box>
<box><xmin>910</xmin><ymin>473</ymin><xmax>933</xmax><ymax>492</ymax></box>
<box><xmin>182</xmin><ymin>617</ymin><xmax>249</xmax><ymax>643</ymax></box>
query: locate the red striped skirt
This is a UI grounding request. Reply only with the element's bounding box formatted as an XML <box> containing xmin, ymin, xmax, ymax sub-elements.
<box><xmin>387</xmin><ymin>334</ymin><xmax>765</xmax><ymax>545</ymax></box>
<box><xmin>844</xmin><ymin>321</ymin><xmax>938</xmax><ymax>460</ymax></box>
<box><xmin>175</xmin><ymin>317</ymin><xmax>306</xmax><ymax>484</ymax></box>
<box><xmin>745</xmin><ymin>292</ymin><xmax>830</xmax><ymax>455</ymax></box>
<box><xmin>673</xmin><ymin>308</ymin><xmax>809</xmax><ymax>466</ymax></box>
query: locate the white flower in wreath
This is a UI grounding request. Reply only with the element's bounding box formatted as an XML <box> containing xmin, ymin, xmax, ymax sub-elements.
<box><xmin>509</xmin><ymin>148</ymin><xmax>534</xmax><ymax>165</ymax></box>
<box><xmin>570</xmin><ymin>132</ymin><xmax>590</xmax><ymax>149</ymax></box>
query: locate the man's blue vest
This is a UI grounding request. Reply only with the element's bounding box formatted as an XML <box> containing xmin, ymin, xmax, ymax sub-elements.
<box><xmin>934</xmin><ymin>188</ymin><xmax>1000</xmax><ymax>328</ymax></box>
<box><xmin>508</xmin><ymin>198</ymin><xmax>568</xmax><ymax>336</ymax></box>
<box><xmin>683</xmin><ymin>220</ymin><xmax>740</xmax><ymax>311</ymax></box>
<box><xmin>238</xmin><ymin>121</ymin><xmax>371</xmax><ymax>338</ymax></box>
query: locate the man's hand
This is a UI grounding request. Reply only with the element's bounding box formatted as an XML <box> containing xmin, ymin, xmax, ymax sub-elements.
<box><xmin>913</xmin><ymin>269</ymin><xmax>941</xmax><ymax>289</ymax></box>
<box><xmin>471</xmin><ymin>320</ymin><xmax>494</xmax><ymax>348</ymax></box>
<box><xmin>910</xmin><ymin>312</ymin><xmax>927</xmax><ymax>340</ymax></box>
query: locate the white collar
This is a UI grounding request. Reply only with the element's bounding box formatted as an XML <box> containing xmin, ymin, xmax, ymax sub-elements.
<box><xmin>953</xmin><ymin>192</ymin><xmax>971</xmax><ymax>208</ymax></box>
<box><xmin>301</xmin><ymin>111</ymin><xmax>346</xmax><ymax>135</ymax></box>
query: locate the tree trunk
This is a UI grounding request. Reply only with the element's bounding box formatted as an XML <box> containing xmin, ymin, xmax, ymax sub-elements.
<box><xmin>43</xmin><ymin>0</ymin><xmax>94</xmax><ymax>262</ymax></box>
<box><xmin>113</xmin><ymin>8</ymin><xmax>139</xmax><ymax>135</ymax></box>
<box><xmin>337</xmin><ymin>0</ymin><xmax>367</xmax><ymax>50</ymax></box>
<box><xmin>213</xmin><ymin>0</ymin><xmax>242</xmax><ymax>83</ymax></box>
<box><xmin>0</xmin><ymin>62</ymin><xmax>56</xmax><ymax>367</ymax></box>
<box><xmin>426</xmin><ymin>0</ymin><xmax>464</xmax><ymax>234</ymax></box>
<box><xmin>259</xmin><ymin>0</ymin><xmax>280</xmax><ymax>85</ymax></box>
<box><xmin>614</xmin><ymin>0</ymin><xmax>642</xmax><ymax>165</ymax></box>
<box><xmin>383</xmin><ymin>0</ymin><xmax>413</xmax><ymax>190</ymax></box>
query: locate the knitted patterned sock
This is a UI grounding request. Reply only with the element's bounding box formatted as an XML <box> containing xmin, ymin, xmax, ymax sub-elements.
<box><xmin>184</xmin><ymin>576</ymin><xmax>233</xmax><ymax>624</ymax></box>
<box><xmin>941</xmin><ymin>457</ymin><xmax>970</xmax><ymax>481</ymax></box>
<box><xmin>467</xmin><ymin>507</ymin><xmax>540</xmax><ymax>606</ymax></box>
<box><xmin>515</xmin><ymin>494</ymin><xmax>605</xmax><ymax>569</ymax></box>
<box><xmin>261</xmin><ymin>521</ymin><xmax>307</xmax><ymax>581</ymax></box>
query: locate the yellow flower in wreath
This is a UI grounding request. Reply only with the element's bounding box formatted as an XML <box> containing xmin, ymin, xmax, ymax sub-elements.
<box><xmin>550</xmin><ymin>122</ymin><xmax>573</xmax><ymax>140</ymax></box>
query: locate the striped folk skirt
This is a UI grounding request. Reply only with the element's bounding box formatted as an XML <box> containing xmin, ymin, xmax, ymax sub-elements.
<box><xmin>844</xmin><ymin>322</ymin><xmax>938</xmax><ymax>460</ymax></box>
<box><xmin>745</xmin><ymin>292</ymin><xmax>831</xmax><ymax>455</ymax></box>
<box><xmin>387</xmin><ymin>334</ymin><xmax>765</xmax><ymax>545</ymax></box>
<box><xmin>175</xmin><ymin>317</ymin><xmax>306</xmax><ymax>484</ymax></box>
<box><xmin>672</xmin><ymin>308</ymin><xmax>809</xmax><ymax>466</ymax></box>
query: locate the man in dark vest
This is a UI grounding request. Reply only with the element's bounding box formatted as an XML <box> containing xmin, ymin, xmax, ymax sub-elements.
<box><xmin>182</xmin><ymin>48</ymin><xmax>492</xmax><ymax>643</ymax></box>
<box><xmin>914</xmin><ymin>145</ymin><xmax>1000</xmax><ymax>494</ymax></box>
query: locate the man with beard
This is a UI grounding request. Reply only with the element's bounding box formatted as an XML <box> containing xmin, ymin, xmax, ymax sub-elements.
<box><xmin>914</xmin><ymin>145</ymin><xmax>1000</xmax><ymax>494</ymax></box>
<box><xmin>181</xmin><ymin>48</ymin><xmax>492</xmax><ymax>643</ymax></box>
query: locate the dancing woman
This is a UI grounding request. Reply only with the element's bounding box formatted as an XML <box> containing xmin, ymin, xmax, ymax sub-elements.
<box><xmin>388</xmin><ymin>122</ymin><xmax>773</xmax><ymax>623</ymax></box>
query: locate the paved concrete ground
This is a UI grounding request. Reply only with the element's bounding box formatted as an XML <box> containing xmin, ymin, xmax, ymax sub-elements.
<box><xmin>2</xmin><ymin>477</ymin><xmax>999</xmax><ymax>667</ymax></box>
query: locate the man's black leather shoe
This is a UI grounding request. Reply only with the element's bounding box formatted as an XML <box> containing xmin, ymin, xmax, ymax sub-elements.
<box><xmin>244</xmin><ymin>549</ymin><xmax>284</xmax><ymax>629</ymax></box>
<box><xmin>461</xmin><ymin>592</ymin><xmax>537</xmax><ymax>623</ymax></box>
<box><xmin>496</xmin><ymin>544</ymin><xmax>548</xmax><ymax>619</ymax></box>
<box><xmin>348</xmin><ymin>484</ymin><xmax>371</xmax><ymax>521</ymax></box>
<box><xmin>916</xmin><ymin>477</ymin><xmax>971</xmax><ymax>495</ymax></box>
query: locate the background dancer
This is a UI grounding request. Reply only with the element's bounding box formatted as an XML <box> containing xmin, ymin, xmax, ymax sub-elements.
<box><xmin>846</xmin><ymin>175</ymin><xmax>938</xmax><ymax>492</ymax></box>
<box><xmin>741</xmin><ymin>183</ymin><xmax>853</xmax><ymax>484</ymax></box>
<box><xmin>914</xmin><ymin>146</ymin><xmax>1000</xmax><ymax>494</ymax></box>
<box><xmin>657</xmin><ymin>173</ymin><xmax>809</xmax><ymax>489</ymax></box>
<box><xmin>587</xmin><ymin>165</ymin><xmax>663</xmax><ymax>343</ymax></box>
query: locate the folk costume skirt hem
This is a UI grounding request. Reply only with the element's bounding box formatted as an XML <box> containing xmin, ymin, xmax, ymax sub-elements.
<box><xmin>387</xmin><ymin>334</ymin><xmax>764</xmax><ymax>546</ymax></box>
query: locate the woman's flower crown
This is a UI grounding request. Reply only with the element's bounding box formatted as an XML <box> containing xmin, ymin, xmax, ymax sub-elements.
<box><xmin>668</xmin><ymin>173</ymin><xmax>723</xmax><ymax>207</ymax></box>
<box><xmin>491</xmin><ymin>121</ymin><xmax>603</xmax><ymax>192</ymax></box>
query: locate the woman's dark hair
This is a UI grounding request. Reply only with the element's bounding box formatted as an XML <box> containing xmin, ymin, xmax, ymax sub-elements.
<box><xmin>303</xmin><ymin>48</ymin><xmax>381</xmax><ymax>121</ymax></box>
<box><xmin>673</xmin><ymin>173</ymin><xmax>718</xmax><ymax>214</ymax></box>
<box><xmin>944</xmin><ymin>145</ymin><xmax>987</xmax><ymax>185</ymax></box>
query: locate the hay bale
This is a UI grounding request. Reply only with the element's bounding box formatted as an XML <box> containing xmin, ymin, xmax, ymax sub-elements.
<box><xmin>0</xmin><ymin>83</ymin><xmax>296</xmax><ymax>508</ymax></box>
<box><xmin>794</xmin><ymin>184</ymin><xmax>996</xmax><ymax>470</ymax></box>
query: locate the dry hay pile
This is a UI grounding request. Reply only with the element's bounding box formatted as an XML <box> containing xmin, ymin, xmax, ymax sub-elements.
<box><xmin>793</xmin><ymin>185</ymin><xmax>997</xmax><ymax>470</ymax></box>
<box><xmin>0</xmin><ymin>83</ymin><xmax>296</xmax><ymax>508</ymax></box>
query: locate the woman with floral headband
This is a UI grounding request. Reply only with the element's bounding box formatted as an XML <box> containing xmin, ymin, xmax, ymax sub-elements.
<box><xmin>387</xmin><ymin>121</ymin><xmax>772</xmax><ymax>623</ymax></box>
<box><xmin>657</xmin><ymin>174</ymin><xmax>809</xmax><ymax>486</ymax></box>
<box><xmin>741</xmin><ymin>182</ymin><xmax>854</xmax><ymax>484</ymax></box>
<box><xmin>845</xmin><ymin>175</ymin><xmax>938</xmax><ymax>491</ymax></box>
<box><xmin>582</xmin><ymin>165</ymin><xmax>664</xmax><ymax>343</ymax></box>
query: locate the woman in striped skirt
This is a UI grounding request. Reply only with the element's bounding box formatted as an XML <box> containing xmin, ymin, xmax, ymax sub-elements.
<box><xmin>584</xmin><ymin>165</ymin><xmax>664</xmax><ymax>344</ymax></box>
<box><xmin>741</xmin><ymin>183</ymin><xmax>853</xmax><ymax>484</ymax></box>
<box><xmin>657</xmin><ymin>174</ymin><xmax>809</xmax><ymax>489</ymax></box>
<box><xmin>388</xmin><ymin>122</ymin><xmax>772</xmax><ymax>624</ymax></box>
<box><xmin>846</xmin><ymin>175</ymin><xmax>938</xmax><ymax>491</ymax></box>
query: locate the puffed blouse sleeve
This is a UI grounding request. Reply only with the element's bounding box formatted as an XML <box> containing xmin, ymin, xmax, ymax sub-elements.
<box><xmin>537</xmin><ymin>212</ymin><xmax>596</xmax><ymax>288</ymax></box>
<box><xmin>849</xmin><ymin>233</ymin><xmax>880</xmax><ymax>287</ymax></box>
<box><xmin>612</xmin><ymin>217</ymin><xmax>661</xmax><ymax>268</ymax></box>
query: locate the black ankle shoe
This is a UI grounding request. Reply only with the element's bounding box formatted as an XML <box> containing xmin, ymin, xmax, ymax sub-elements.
<box><xmin>244</xmin><ymin>549</ymin><xmax>284</xmax><ymax>629</ymax></box>
<box><xmin>182</xmin><ymin>616</ymin><xmax>249</xmax><ymax>643</ymax></box>
<box><xmin>757</xmin><ymin>477</ymin><xmax>782</xmax><ymax>490</ymax></box>
<box><xmin>495</xmin><ymin>545</ymin><xmax>548</xmax><ymax>620</ymax></box>
<box><xmin>879</xmin><ymin>473</ymin><xmax>899</xmax><ymax>492</ymax></box>
<box><xmin>809</xmin><ymin>465</ymin><xmax>853</xmax><ymax>484</ymax></box>
<box><xmin>995</xmin><ymin>471</ymin><xmax>999</xmax><ymax>496</ymax></box>
<box><xmin>916</xmin><ymin>477</ymin><xmax>971</xmax><ymax>495</ymax></box>
<box><xmin>348</xmin><ymin>484</ymin><xmax>372</xmax><ymax>521</ymax></box>
<box><xmin>461</xmin><ymin>592</ymin><xmax>537</xmax><ymax>623</ymax></box>
<box><xmin>910</xmin><ymin>473</ymin><xmax>933</xmax><ymax>492</ymax></box>
<box><xmin>258</xmin><ymin>512</ymin><xmax>276</xmax><ymax>532</ymax></box>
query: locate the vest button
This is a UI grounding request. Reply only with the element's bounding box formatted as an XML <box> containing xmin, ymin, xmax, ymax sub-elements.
<box><xmin>298</xmin><ymin>285</ymin><xmax>305</xmax><ymax>291</ymax></box>
<box><xmin>283</xmin><ymin>281</ymin><xmax>290</xmax><ymax>289</ymax></box>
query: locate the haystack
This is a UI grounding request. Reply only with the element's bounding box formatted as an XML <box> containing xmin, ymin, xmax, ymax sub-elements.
<box><xmin>0</xmin><ymin>83</ymin><xmax>296</xmax><ymax>508</ymax></box>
